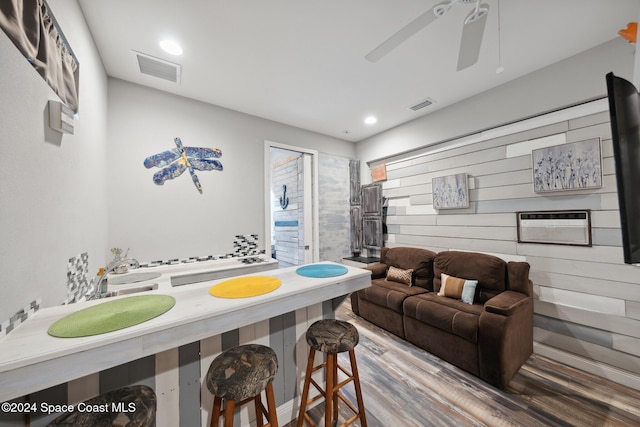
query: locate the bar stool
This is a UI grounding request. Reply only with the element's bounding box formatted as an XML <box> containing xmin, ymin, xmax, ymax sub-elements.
<box><xmin>47</xmin><ymin>385</ymin><xmax>156</xmax><ymax>426</ymax></box>
<box><xmin>297</xmin><ymin>319</ymin><xmax>367</xmax><ymax>427</ymax></box>
<box><xmin>206</xmin><ymin>344</ymin><xmax>279</xmax><ymax>427</ymax></box>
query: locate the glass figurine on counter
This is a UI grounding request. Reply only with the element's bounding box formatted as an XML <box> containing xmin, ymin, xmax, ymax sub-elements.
<box><xmin>111</xmin><ymin>248</ymin><xmax>129</xmax><ymax>274</ymax></box>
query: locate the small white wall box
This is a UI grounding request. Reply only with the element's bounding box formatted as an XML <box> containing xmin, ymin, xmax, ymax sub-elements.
<box><xmin>517</xmin><ymin>210</ymin><xmax>592</xmax><ymax>246</ymax></box>
<box><xmin>48</xmin><ymin>100</ymin><xmax>74</xmax><ymax>134</ymax></box>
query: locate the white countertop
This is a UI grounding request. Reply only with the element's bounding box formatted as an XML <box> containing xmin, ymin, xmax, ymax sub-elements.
<box><xmin>0</xmin><ymin>262</ymin><xmax>370</xmax><ymax>402</ymax></box>
<box><xmin>105</xmin><ymin>254</ymin><xmax>279</xmax><ymax>292</ymax></box>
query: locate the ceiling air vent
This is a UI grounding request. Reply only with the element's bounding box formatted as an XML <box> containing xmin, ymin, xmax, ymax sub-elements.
<box><xmin>134</xmin><ymin>51</ymin><xmax>181</xmax><ymax>83</ymax></box>
<box><xmin>410</xmin><ymin>98</ymin><xmax>435</xmax><ymax>111</ymax></box>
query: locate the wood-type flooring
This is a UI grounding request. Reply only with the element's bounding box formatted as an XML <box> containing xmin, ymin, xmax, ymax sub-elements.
<box><xmin>288</xmin><ymin>300</ymin><xmax>640</xmax><ymax>427</ymax></box>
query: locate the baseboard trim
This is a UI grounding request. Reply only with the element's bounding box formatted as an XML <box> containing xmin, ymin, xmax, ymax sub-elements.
<box><xmin>276</xmin><ymin>398</ymin><xmax>298</xmax><ymax>426</ymax></box>
<box><xmin>534</xmin><ymin>342</ymin><xmax>640</xmax><ymax>391</ymax></box>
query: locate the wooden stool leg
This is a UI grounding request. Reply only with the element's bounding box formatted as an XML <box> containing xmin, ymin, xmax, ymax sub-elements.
<box><xmin>332</xmin><ymin>354</ymin><xmax>339</xmax><ymax>425</ymax></box>
<box><xmin>297</xmin><ymin>348</ymin><xmax>316</xmax><ymax>427</ymax></box>
<box><xmin>325</xmin><ymin>354</ymin><xmax>335</xmax><ymax>427</ymax></box>
<box><xmin>224</xmin><ymin>400</ymin><xmax>235</xmax><ymax>427</ymax></box>
<box><xmin>349</xmin><ymin>349</ymin><xmax>367</xmax><ymax>427</ymax></box>
<box><xmin>211</xmin><ymin>396</ymin><xmax>223</xmax><ymax>427</ymax></box>
<box><xmin>255</xmin><ymin>393</ymin><xmax>264</xmax><ymax>427</ymax></box>
<box><xmin>265</xmin><ymin>382</ymin><xmax>279</xmax><ymax>427</ymax></box>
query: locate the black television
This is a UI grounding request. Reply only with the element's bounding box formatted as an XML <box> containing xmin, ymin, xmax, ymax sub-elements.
<box><xmin>605</xmin><ymin>72</ymin><xmax>640</xmax><ymax>265</ymax></box>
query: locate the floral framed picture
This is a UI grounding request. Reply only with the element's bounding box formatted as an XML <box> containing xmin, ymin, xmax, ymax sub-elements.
<box><xmin>432</xmin><ymin>173</ymin><xmax>469</xmax><ymax>210</ymax></box>
<box><xmin>532</xmin><ymin>138</ymin><xmax>602</xmax><ymax>193</ymax></box>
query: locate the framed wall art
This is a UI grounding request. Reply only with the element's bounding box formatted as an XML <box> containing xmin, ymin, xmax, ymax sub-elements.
<box><xmin>532</xmin><ymin>138</ymin><xmax>602</xmax><ymax>193</ymax></box>
<box><xmin>0</xmin><ymin>0</ymin><xmax>80</xmax><ymax>112</ymax></box>
<box><xmin>371</xmin><ymin>163</ymin><xmax>387</xmax><ymax>182</ymax></box>
<box><xmin>432</xmin><ymin>173</ymin><xmax>469</xmax><ymax>210</ymax></box>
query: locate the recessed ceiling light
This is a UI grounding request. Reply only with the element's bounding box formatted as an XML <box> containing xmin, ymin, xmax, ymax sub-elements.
<box><xmin>159</xmin><ymin>39</ymin><xmax>183</xmax><ymax>55</ymax></box>
<box><xmin>364</xmin><ymin>116</ymin><xmax>377</xmax><ymax>125</ymax></box>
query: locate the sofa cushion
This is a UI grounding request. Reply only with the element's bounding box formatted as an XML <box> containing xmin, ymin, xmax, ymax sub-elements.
<box><xmin>438</xmin><ymin>273</ymin><xmax>478</xmax><ymax>305</ymax></box>
<box><xmin>386</xmin><ymin>266</ymin><xmax>413</xmax><ymax>285</ymax></box>
<box><xmin>359</xmin><ymin>278</ymin><xmax>428</xmax><ymax>312</ymax></box>
<box><xmin>434</xmin><ymin>251</ymin><xmax>506</xmax><ymax>304</ymax></box>
<box><xmin>404</xmin><ymin>293</ymin><xmax>482</xmax><ymax>343</ymax></box>
<box><xmin>381</xmin><ymin>247</ymin><xmax>437</xmax><ymax>289</ymax></box>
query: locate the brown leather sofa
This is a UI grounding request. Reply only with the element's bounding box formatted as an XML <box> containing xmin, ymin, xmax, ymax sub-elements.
<box><xmin>351</xmin><ymin>247</ymin><xmax>533</xmax><ymax>389</ymax></box>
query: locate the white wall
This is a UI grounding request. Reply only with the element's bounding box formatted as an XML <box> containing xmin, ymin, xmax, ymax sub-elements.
<box><xmin>0</xmin><ymin>0</ymin><xmax>108</xmax><ymax>320</ymax></box>
<box><xmin>0</xmin><ymin>1</ymin><xmax>356</xmax><ymax>324</ymax></box>
<box><xmin>357</xmin><ymin>38</ymin><xmax>635</xmax><ymax>177</ymax></box>
<box><xmin>107</xmin><ymin>78</ymin><xmax>355</xmax><ymax>262</ymax></box>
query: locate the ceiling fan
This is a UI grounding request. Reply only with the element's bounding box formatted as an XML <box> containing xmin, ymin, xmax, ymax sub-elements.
<box><xmin>365</xmin><ymin>0</ymin><xmax>490</xmax><ymax>71</ymax></box>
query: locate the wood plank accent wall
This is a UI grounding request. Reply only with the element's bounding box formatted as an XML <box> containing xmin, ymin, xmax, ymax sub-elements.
<box><xmin>272</xmin><ymin>155</ymin><xmax>304</xmax><ymax>267</ymax></box>
<box><xmin>318</xmin><ymin>154</ymin><xmax>351</xmax><ymax>263</ymax></box>
<box><xmin>375</xmin><ymin>106</ymin><xmax>640</xmax><ymax>390</ymax></box>
<box><xmin>272</xmin><ymin>153</ymin><xmax>351</xmax><ymax>266</ymax></box>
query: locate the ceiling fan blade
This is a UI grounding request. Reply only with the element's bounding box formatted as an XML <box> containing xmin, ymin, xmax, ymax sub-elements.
<box><xmin>456</xmin><ymin>3</ymin><xmax>489</xmax><ymax>71</ymax></box>
<box><xmin>365</xmin><ymin>6</ymin><xmax>439</xmax><ymax>63</ymax></box>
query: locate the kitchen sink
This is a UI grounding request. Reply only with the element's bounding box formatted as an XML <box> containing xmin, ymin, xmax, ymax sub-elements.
<box><xmin>103</xmin><ymin>283</ymin><xmax>158</xmax><ymax>298</ymax></box>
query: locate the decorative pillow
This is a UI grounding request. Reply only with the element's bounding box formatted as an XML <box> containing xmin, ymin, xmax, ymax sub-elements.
<box><xmin>438</xmin><ymin>273</ymin><xmax>478</xmax><ymax>304</ymax></box>
<box><xmin>385</xmin><ymin>266</ymin><xmax>414</xmax><ymax>286</ymax></box>
<box><xmin>460</xmin><ymin>280</ymin><xmax>478</xmax><ymax>305</ymax></box>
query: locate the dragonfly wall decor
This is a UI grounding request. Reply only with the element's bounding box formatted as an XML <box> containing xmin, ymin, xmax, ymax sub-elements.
<box><xmin>144</xmin><ymin>137</ymin><xmax>223</xmax><ymax>194</ymax></box>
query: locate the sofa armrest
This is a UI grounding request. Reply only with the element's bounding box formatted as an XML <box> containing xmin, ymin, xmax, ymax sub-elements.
<box><xmin>479</xmin><ymin>290</ymin><xmax>533</xmax><ymax>389</ymax></box>
<box><xmin>484</xmin><ymin>290</ymin><xmax>529</xmax><ymax>316</ymax></box>
<box><xmin>366</xmin><ymin>263</ymin><xmax>388</xmax><ymax>280</ymax></box>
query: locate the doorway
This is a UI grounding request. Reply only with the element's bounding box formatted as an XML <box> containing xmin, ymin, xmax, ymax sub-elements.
<box><xmin>264</xmin><ymin>141</ymin><xmax>319</xmax><ymax>267</ymax></box>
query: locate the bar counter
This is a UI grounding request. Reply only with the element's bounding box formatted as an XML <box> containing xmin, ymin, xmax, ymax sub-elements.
<box><xmin>0</xmin><ymin>262</ymin><xmax>371</xmax><ymax>426</ymax></box>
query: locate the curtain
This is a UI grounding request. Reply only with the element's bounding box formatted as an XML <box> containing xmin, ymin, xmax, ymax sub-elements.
<box><xmin>0</xmin><ymin>0</ymin><xmax>80</xmax><ymax>112</ymax></box>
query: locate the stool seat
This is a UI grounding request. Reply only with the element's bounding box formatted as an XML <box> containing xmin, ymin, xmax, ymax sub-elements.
<box><xmin>206</xmin><ymin>344</ymin><xmax>278</xmax><ymax>402</ymax></box>
<box><xmin>207</xmin><ymin>344</ymin><xmax>279</xmax><ymax>427</ymax></box>
<box><xmin>306</xmin><ymin>319</ymin><xmax>359</xmax><ymax>354</ymax></box>
<box><xmin>48</xmin><ymin>385</ymin><xmax>156</xmax><ymax>426</ymax></box>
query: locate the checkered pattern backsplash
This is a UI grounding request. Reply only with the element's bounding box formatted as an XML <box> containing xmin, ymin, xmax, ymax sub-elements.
<box><xmin>138</xmin><ymin>234</ymin><xmax>266</xmax><ymax>268</ymax></box>
<box><xmin>1</xmin><ymin>236</ymin><xmax>267</xmax><ymax>336</ymax></box>
<box><xmin>0</xmin><ymin>299</ymin><xmax>40</xmax><ymax>337</ymax></box>
<box><xmin>64</xmin><ymin>252</ymin><xmax>89</xmax><ymax>305</ymax></box>
<box><xmin>234</xmin><ymin>234</ymin><xmax>260</xmax><ymax>257</ymax></box>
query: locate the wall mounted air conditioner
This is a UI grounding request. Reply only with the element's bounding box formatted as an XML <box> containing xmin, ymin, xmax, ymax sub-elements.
<box><xmin>517</xmin><ymin>210</ymin><xmax>592</xmax><ymax>246</ymax></box>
